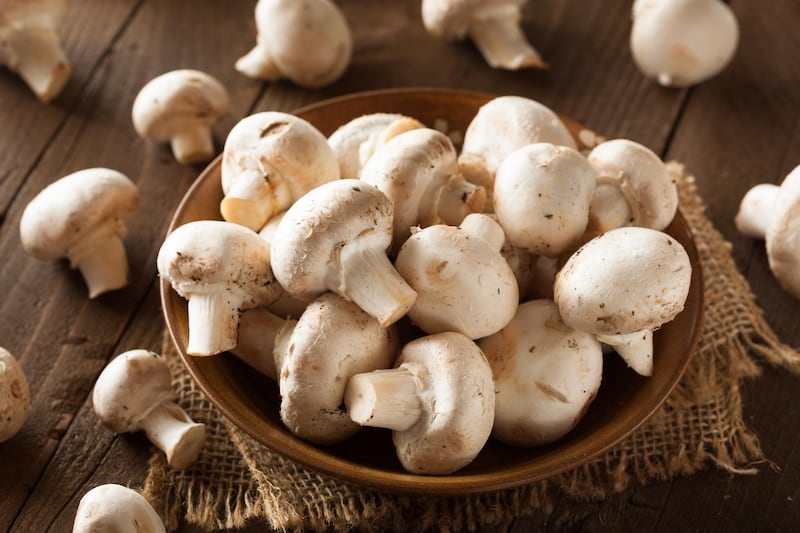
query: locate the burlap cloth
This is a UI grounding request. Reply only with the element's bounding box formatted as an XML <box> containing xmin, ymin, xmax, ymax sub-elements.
<box><xmin>144</xmin><ymin>163</ymin><xmax>800</xmax><ymax>532</ymax></box>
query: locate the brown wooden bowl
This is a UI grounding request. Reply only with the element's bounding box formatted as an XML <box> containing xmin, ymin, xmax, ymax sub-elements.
<box><xmin>160</xmin><ymin>88</ymin><xmax>704</xmax><ymax>495</ymax></box>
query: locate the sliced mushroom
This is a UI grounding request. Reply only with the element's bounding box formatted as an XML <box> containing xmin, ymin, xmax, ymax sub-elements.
<box><xmin>0</xmin><ymin>347</ymin><xmax>29</xmax><ymax>443</ymax></box>
<box><xmin>345</xmin><ymin>332</ymin><xmax>495</xmax><ymax>474</ymax></box>
<box><xmin>270</xmin><ymin>179</ymin><xmax>417</xmax><ymax>327</ymax></box>
<box><xmin>131</xmin><ymin>69</ymin><xmax>230</xmax><ymax>165</ymax></box>
<box><xmin>236</xmin><ymin>0</ymin><xmax>352</xmax><ymax>88</ymax></box>
<box><xmin>19</xmin><ymin>168</ymin><xmax>139</xmax><ymax>298</ymax></box>
<box><xmin>93</xmin><ymin>350</ymin><xmax>206</xmax><ymax>469</ymax></box>
<box><xmin>157</xmin><ymin>220</ymin><xmax>281</xmax><ymax>356</ymax></box>
<box><xmin>73</xmin><ymin>484</ymin><xmax>165</xmax><ymax>533</ymax></box>
<box><xmin>479</xmin><ymin>299</ymin><xmax>603</xmax><ymax>446</ymax></box>
<box><xmin>220</xmin><ymin>112</ymin><xmax>339</xmax><ymax>231</ymax></box>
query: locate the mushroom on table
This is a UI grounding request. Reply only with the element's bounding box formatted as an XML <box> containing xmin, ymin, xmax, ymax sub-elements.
<box><xmin>0</xmin><ymin>347</ymin><xmax>29</xmax><ymax>443</ymax></box>
<box><xmin>72</xmin><ymin>484</ymin><xmax>166</xmax><ymax>533</ymax></box>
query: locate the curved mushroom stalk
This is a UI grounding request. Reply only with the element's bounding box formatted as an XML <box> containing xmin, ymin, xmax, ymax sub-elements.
<box><xmin>230</xmin><ymin>307</ymin><xmax>293</xmax><ymax>380</ymax></box>
<box><xmin>157</xmin><ymin>220</ymin><xmax>281</xmax><ymax>356</ymax></box>
<box><xmin>345</xmin><ymin>332</ymin><xmax>495</xmax><ymax>475</ymax></box>
<box><xmin>93</xmin><ymin>350</ymin><xmax>206</xmax><ymax>469</ymax></box>
<box><xmin>19</xmin><ymin>168</ymin><xmax>139</xmax><ymax>299</ymax></box>
<box><xmin>236</xmin><ymin>0</ymin><xmax>353</xmax><ymax>88</ymax></box>
<box><xmin>0</xmin><ymin>347</ymin><xmax>30</xmax><ymax>443</ymax></box>
<box><xmin>554</xmin><ymin>227</ymin><xmax>692</xmax><ymax>377</ymax></box>
<box><xmin>73</xmin><ymin>484</ymin><xmax>166</xmax><ymax>533</ymax></box>
<box><xmin>270</xmin><ymin>179</ymin><xmax>417</xmax><ymax>327</ymax></box>
<box><xmin>221</xmin><ymin>112</ymin><xmax>339</xmax><ymax>231</ymax></box>
<box><xmin>0</xmin><ymin>0</ymin><xmax>71</xmax><ymax>103</ymax></box>
<box><xmin>422</xmin><ymin>0</ymin><xmax>545</xmax><ymax>70</ymax></box>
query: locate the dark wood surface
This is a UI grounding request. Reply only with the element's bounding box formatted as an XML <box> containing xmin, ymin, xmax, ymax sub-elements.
<box><xmin>1</xmin><ymin>1</ymin><xmax>798</xmax><ymax>531</ymax></box>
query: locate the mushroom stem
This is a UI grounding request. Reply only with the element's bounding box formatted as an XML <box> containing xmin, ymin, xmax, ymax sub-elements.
<box><xmin>73</xmin><ymin>235</ymin><xmax>129</xmax><ymax>299</ymax></box>
<box><xmin>597</xmin><ymin>329</ymin><xmax>654</xmax><ymax>377</ymax></box>
<box><xmin>230</xmin><ymin>308</ymin><xmax>290</xmax><ymax>379</ymax></box>
<box><xmin>434</xmin><ymin>178</ymin><xmax>487</xmax><ymax>226</ymax></box>
<box><xmin>468</xmin><ymin>7</ymin><xmax>546</xmax><ymax>70</ymax></box>
<box><xmin>139</xmin><ymin>402</ymin><xmax>206</xmax><ymax>469</ymax></box>
<box><xmin>458</xmin><ymin>213</ymin><xmax>505</xmax><ymax>251</ymax></box>
<box><xmin>336</xmin><ymin>243</ymin><xmax>417</xmax><ymax>327</ymax></box>
<box><xmin>4</xmin><ymin>28</ymin><xmax>71</xmax><ymax>103</ymax></box>
<box><xmin>345</xmin><ymin>367</ymin><xmax>422</xmax><ymax>431</ymax></box>
<box><xmin>220</xmin><ymin>169</ymin><xmax>291</xmax><ymax>231</ymax></box>
<box><xmin>170</xmin><ymin>126</ymin><xmax>215</xmax><ymax>165</ymax></box>
<box><xmin>187</xmin><ymin>291</ymin><xmax>241</xmax><ymax>356</ymax></box>
<box><xmin>235</xmin><ymin>44</ymin><xmax>282</xmax><ymax>80</ymax></box>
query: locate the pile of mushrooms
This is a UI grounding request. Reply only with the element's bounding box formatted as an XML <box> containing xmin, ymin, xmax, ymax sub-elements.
<box><xmin>155</xmin><ymin>94</ymin><xmax>692</xmax><ymax>475</ymax></box>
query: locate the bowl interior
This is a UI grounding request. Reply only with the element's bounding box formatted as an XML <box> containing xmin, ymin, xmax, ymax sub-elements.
<box><xmin>161</xmin><ymin>88</ymin><xmax>704</xmax><ymax>495</ymax></box>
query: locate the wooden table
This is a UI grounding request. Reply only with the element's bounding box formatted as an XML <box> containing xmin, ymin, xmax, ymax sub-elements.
<box><xmin>2</xmin><ymin>1</ymin><xmax>798</xmax><ymax>531</ymax></box>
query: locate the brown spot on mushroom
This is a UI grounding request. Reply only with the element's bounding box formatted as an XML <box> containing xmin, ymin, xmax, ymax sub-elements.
<box><xmin>259</xmin><ymin>122</ymin><xmax>291</xmax><ymax>138</ymax></box>
<box><xmin>535</xmin><ymin>382</ymin><xmax>569</xmax><ymax>403</ymax></box>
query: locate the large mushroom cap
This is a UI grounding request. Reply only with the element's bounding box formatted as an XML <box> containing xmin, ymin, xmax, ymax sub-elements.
<box><xmin>0</xmin><ymin>347</ymin><xmax>29</xmax><ymax>443</ymax></box>
<box><xmin>73</xmin><ymin>484</ymin><xmax>166</xmax><ymax>533</ymax></box>
<box><xmin>765</xmin><ymin>165</ymin><xmax>800</xmax><ymax>298</ymax></box>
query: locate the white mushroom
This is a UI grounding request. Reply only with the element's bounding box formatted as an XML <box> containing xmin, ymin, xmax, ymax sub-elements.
<box><xmin>327</xmin><ymin>113</ymin><xmax>425</xmax><ymax>179</ymax></box>
<box><xmin>735</xmin><ymin>183</ymin><xmax>779</xmax><ymax>239</ymax></box>
<box><xmin>421</xmin><ymin>0</ymin><xmax>545</xmax><ymax>70</ymax></box>
<box><xmin>493</xmin><ymin>143</ymin><xmax>597</xmax><ymax>257</ymax></box>
<box><xmin>220</xmin><ymin>112</ymin><xmax>339</xmax><ymax>231</ymax></box>
<box><xmin>394</xmin><ymin>213</ymin><xmax>518</xmax><ymax>339</ymax></box>
<box><xmin>270</xmin><ymin>179</ymin><xmax>417</xmax><ymax>328</ymax></box>
<box><xmin>360</xmin><ymin>128</ymin><xmax>486</xmax><ymax>249</ymax></box>
<box><xmin>236</xmin><ymin>0</ymin><xmax>352</xmax><ymax>89</ymax></box>
<box><xmin>230</xmin><ymin>307</ymin><xmax>286</xmax><ymax>380</ymax></box>
<box><xmin>0</xmin><ymin>347</ymin><xmax>29</xmax><ymax>443</ymax></box>
<box><xmin>93</xmin><ymin>350</ymin><xmax>206</xmax><ymax>470</ymax></box>
<box><xmin>630</xmin><ymin>0</ymin><xmax>739</xmax><ymax>88</ymax></box>
<box><xmin>131</xmin><ymin>69</ymin><xmax>230</xmax><ymax>165</ymax></box>
<box><xmin>72</xmin><ymin>484</ymin><xmax>165</xmax><ymax>533</ymax></box>
<box><xmin>157</xmin><ymin>220</ymin><xmax>281</xmax><ymax>356</ymax></box>
<box><xmin>554</xmin><ymin>227</ymin><xmax>692</xmax><ymax>376</ymax></box>
<box><xmin>344</xmin><ymin>332</ymin><xmax>495</xmax><ymax>475</ymax></box>
<box><xmin>586</xmin><ymin>138</ymin><xmax>678</xmax><ymax>236</ymax></box>
<box><xmin>0</xmin><ymin>0</ymin><xmax>71</xmax><ymax>103</ymax></box>
<box><xmin>479</xmin><ymin>299</ymin><xmax>603</xmax><ymax>447</ymax></box>
<box><xmin>19</xmin><ymin>168</ymin><xmax>139</xmax><ymax>299</ymax></box>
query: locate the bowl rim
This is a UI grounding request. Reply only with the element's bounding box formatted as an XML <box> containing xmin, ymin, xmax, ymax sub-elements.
<box><xmin>160</xmin><ymin>87</ymin><xmax>704</xmax><ymax>495</ymax></box>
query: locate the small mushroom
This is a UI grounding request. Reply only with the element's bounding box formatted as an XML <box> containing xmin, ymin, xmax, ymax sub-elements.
<box><xmin>0</xmin><ymin>0</ymin><xmax>71</xmax><ymax>103</ymax></box>
<box><xmin>270</xmin><ymin>179</ymin><xmax>417</xmax><ymax>328</ymax></box>
<box><xmin>478</xmin><ymin>299</ymin><xmax>603</xmax><ymax>447</ymax></box>
<box><xmin>394</xmin><ymin>213</ymin><xmax>518</xmax><ymax>339</ymax></box>
<box><xmin>220</xmin><ymin>112</ymin><xmax>339</xmax><ymax>231</ymax></box>
<box><xmin>157</xmin><ymin>220</ymin><xmax>281</xmax><ymax>356</ymax></box>
<box><xmin>421</xmin><ymin>0</ymin><xmax>545</xmax><ymax>70</ymax></box>
<box><xmin>327</xmin><ymin>113</ymin><xmax>425</xmax><ymax>179</ymax></box>
<box><xmin>236</xmin><ymin>0</ymin><xmax>352</xmax><ymax>89</ymax></box>
<box><xmin>72</xmin><ymin>484</ymin><xmax>165</xmax><ymax>533</ymax></box>
<box><xmin>19</xmin><ymin>168</ymin><xmax>139</xmax><ymax>298</ymax></box>
<box><xmin>131</xmin><ymin>69</ymin><xmax>230</xmax><ymax>165</ymax></box>
<box><xmin>0</xmin><ymin>347</ymin><xmax>29</xmax><ymax>443</ymax></box>
<box><xmin>630</xmin><ymin>0</ymin><xmax>739</xmax><ymax>88</ymax></box>
<box><xmin>93</xmin><ymin>350</ymin><xmax>206</xmax><ymax>469</ymax></box>
<box><xmin>344</xmin><ymin>332</ymin><xmax>495</xmax><ymax>475</ymax></box>
<box><xmin>554</xmin><ymin>227</ymin><xmax>692</xmax><ymax>376</ymax></box>
<box><xmin>360</xmin><ymin>128</ymin><xmax>486</xmax><ymax>249</ymax></box>
<box><xmin>735</xmin><ymin>183</ymin><xmax>779</xmax><ymax>239</ymax></box>
<box><xmin>493</xmin><ymin>143</ymin><xmax>597</xmax><ymax>257</ymax></box>
<box><xmin>586</xmin><ymin>139</ymin><xmax>678</xmax><ymax>236</ymax></box>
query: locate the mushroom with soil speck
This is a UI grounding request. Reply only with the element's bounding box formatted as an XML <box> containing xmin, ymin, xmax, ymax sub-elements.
<box><xmin>19</xmin><ymin>168</ymin><xmax>139</xmax><ymax>299</ymax></box>
<box><xmin>0</xmin><ymin>347</ymin><xmax>30</xmax><ymax>443</ymax></box>
<box><xmin>72</xmin><ymin>483</ymin><xmax>165</xmax><ymax>533</ymax></box>
<box><xmin>92</xmin><ymin>350</ymin><xmax>206</xmax><ymax>469</ymax></box>
<box><xmin>345</xmin><ymin>332</ymin><xmax>495</xmax><ymax>474</ymax></box>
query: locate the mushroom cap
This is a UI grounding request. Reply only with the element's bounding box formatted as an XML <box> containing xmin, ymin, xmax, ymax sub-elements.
<box><xmin>630</xmin><ymin>0</ymin><xmax>738</xmax><ymax>87</ymax></box>
<box><xmin>19</xmin><ymin>168</ymin><xmax>138</xmax><ymax>262</ymax></box>
<box><xmin>131</xmin><ymin>69</ymin><xmax>229</xmax><ymax>142</ymax></box>
<box><xmin>587</xmin><ymin>138</ymin><xmax>678</xmax><ymax>231</ymax></box>
<box><xmin>421</xmin><ymin>0</ymin><xmax>526</xmax><ymax>41</ymax></box>
<box><xmin>460</xmin><ymin>95</ymin><xmax>577</xmax><ymax>175</ymax></box>
<box><xmin>0</xmin><ymin>347</ymin><xmax>30</xmax><ymax>443</ymax></box>
<box><xmin>252</xmin><ymin>0</ymin><xmax>352</xmax><ymax>88</ymax></box>
<box><xmin>360</xmin><ymin>128</ymin><xmax>460</xmax><ymax>246</ymax></box>
<box><xmin>220</xmin><ymin>111</ymin><xmax>339</xmax><ymax>229</ymax></box>
<box><xmin>493</xmin><ymin>143</ymin><xmax>597</xmax><ymax>256</ymax></box>
<box><xmin>478</xmin><ymin>299</ymin><xmax>603</xmax><ymax>447</ymax></box>
<box><xmin>72</xmin><ymin>484</ymin><xmax>166</xmax><ymax>533</ymax></box>
<box><xmin>278</xmin><ymin>293</ymin><xmax>398</xmax><ymax>445</ymax></box>
<box><xmin>327</xmin><ymin>112</ymin><xmax>407</xmax><ymax>179</ymax></box>
<box><xmin>92</xmin><ymin>350</ymin><xmax>174</xmax><ymax>434</ymax></box>
<box><xmin>270</xmin><ymin>179</ymin><xmax>394</xmax><ymax>299</ymax></box>
<box><xmin>392</xmin><ymin>332</ymin><xmax>495</xmax><ymax>474</ymax></box>
<box><xmin>735</xmin><ymin>183</ymin><xmax>779</xmax><ymax>240</ymax></box>
<box><xmin>394</xmin><ymin>222</ymin><xmax>519</xmax><ymax>339</ymax></box>
<box><xmin>765</xmin><ymin>165</ymin><xmax>800</xmax><ymax>298</ymax></box>
<box><xmin>554</xmin><ymin>226</ymin><xmax>692</xmax><ymax>336</ymax></box>
<box><xmin>157</xmin><ymin>220</ymin><xmax>279</xmax><ymax>307</ymax></box>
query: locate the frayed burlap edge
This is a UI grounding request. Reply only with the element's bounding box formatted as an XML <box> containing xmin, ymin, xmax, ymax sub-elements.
<box><xmin>143</xmin><ymin>162</ymin><xmax>800</xmax><ymax>532</ymax></box>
